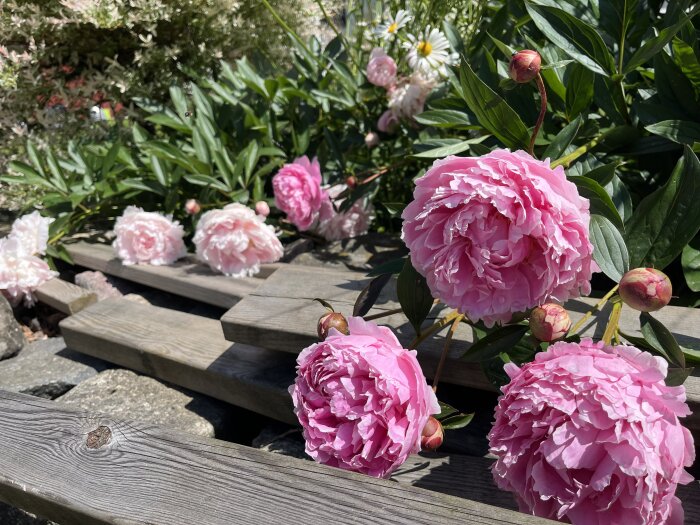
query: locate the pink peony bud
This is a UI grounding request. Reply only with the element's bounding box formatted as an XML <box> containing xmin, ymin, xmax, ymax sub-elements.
<box><xmin>420</xmin><ymin>416</ymin><xmax>444</xmax><ymax>451</ymax></box>
<box><xmin>509</xmin><ymin>50</ymin><xmax>541</xmax><ymax>83</ymax></box>
<box><xmin>185</xmin><ymin>199</ymin><xmax>201</xmax><ymax>215</ymax></box>
<box><xmin>529</xmin><ymin>303</ymin><xmax>571</xmax><ymax>342</ymax></box>
<box><xmin>317</xmin><ymin>311</ymin><xmax>349</xmax><ymax>340</ymax></box>
<box><xmin>345</xmin><ymin>176</ymin><xmax>357</xmax><ymax>188</ymax></box>
<box><xmin>619</xmin><ymin>268</ymin><xmax>672</xmax><ymax>312</ymax></box>
<box><xmin>365</xmin><ymin>131</ymin><xmax>380</xmax><ymax>148</ymax></box>
<box><xmin>255</xmin><ymin>201</ymin><xmax>270</xmax><ymax>217</ymax></box>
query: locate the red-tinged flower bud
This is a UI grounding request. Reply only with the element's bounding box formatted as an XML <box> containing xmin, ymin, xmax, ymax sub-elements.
<box><xmin>185</xmin><ymin>199</ymin><xmax>201</xmax><ymax>215</ymax></box>
<box><xmin>255</xmin><ymin>201</ymin><xmax>270</xmax><ymax>217</ymax></box>
<box><xmin>317</xmin><ymin>311</ymin><xmax>349</xmax><ymax>340</ymax></box>
<box><xmin>421</xmin><ymin>416</ymin><xmax>444</xmax><ymax>451</ymax></box>
<box><xmin>529</xmin><ymin>303</ymin><xmax>571</xmax><ymax>342</ymax></box>
<box><xmin>509</xmin><ymin>50</ymin><xmax>541</xmax><ymax>83</ymax></box>
<box><xmin>619</xmin><ymin>268</ymin><xmax>672</xmax><ymax>312</ymax></box>
<box><xmin>365</xmin><ymin>131</ymin><xmax>380</xmax><ymax>148</ymax></box>
<box><xmin>346</xmin><ymin>176</ymin><xmax>357</xmax><ymax>188</ymax></box>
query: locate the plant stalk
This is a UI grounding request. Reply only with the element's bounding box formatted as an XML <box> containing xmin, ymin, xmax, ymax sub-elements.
<box><xmin>602</xmin><ymin>301</ymin><xmax>622</xmax><ymax>345</ymax></box>
<box><xmin>432</xmin><ymin>314</ymin><xmax>464</xmax><ymax>393</ymax></box>
<box><xmin>551</xmin><ymin>134</ymin><xmax>604</xmax><ymax>169</ymax></box>
<box><xmin>570</xmin><ymin>284</ymin><xmax>620</xmax><ymax>335</ymax></box>
<box><xmin>363</xmin><ymin>307</ymin><xmax>404</xmax><ymax>321</ymax></box>
<box><xmin>529</xmin><ymin>73</ymin><xmax>547</xmax><ymax>157</ymax></box>
<box><xmin>409</xmin><ymin>311</ymin><xmax>462</xmax><ymax>349</ymax></box>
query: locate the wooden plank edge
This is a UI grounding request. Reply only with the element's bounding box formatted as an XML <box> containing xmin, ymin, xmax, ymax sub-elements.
<box><xmin>35</xmin><ymin>278</ymin><xmax>97</xmax><ymax>315</ymax></box>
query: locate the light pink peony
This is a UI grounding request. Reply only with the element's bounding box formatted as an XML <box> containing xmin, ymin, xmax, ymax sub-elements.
<box><xmin>402</xmin><ymin>150</ymin><xmax>594</xmax><ymax>326</ymax></box>
<box><xmin>272</xmin><ymin>156</ymin><xmax>326</xmax><ymax>231</ymax></box>
<box><xmin>254</xmin><ymin>201</ymin><xmax>270</xmax><ymax>217</ymax></box>
<box><xmin>316</xmin><ymin>185</ymin><xmax>373</xmax><ymax>241</ymax></box>
<box><xmin>377</xmin><ymin>110</ymin><xmax>399</xmax><ymax>133</ymax></box>
<box><xmin>489</xmin><ymin>339</ymin><xmax>695</xmax><ymax>525</ymax></box>
<box><xmin>8</xmin><ymin>211</ymin><xmax>53</xmax><ymax>257</ymax></box>
<box><xmin>366</xmin><ymin>48</ymin><xmax>397</xmax><ymax>88</ymax></box>
<box><xmin>290</xmin><ymin>316</ymin><xmax>439</xmax><ymax>478</ymax></box>
<box><xmin>387</xmin><ymin>73</ymin><xmax>435</xmax><ymax>120</ymax></box>
<box><xmin>112</xmin><ymin>206</ymin><xmax>186</xmax><ymax>266</ymax></box>
<box><xmin>194</xmin><ymin>203</ymin><xmax>283</xmax><ymax>278</ymax></box>
<box><xmin>0</xmin><ymin>237</ymin><xmax>58</xmax><ymax>307</ymax></box>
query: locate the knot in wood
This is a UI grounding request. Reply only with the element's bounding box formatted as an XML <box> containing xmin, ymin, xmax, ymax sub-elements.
<box><xmin>86</xmin><ymin>425</ymin><xmax>112</xmax><ymax>449</ymax></box>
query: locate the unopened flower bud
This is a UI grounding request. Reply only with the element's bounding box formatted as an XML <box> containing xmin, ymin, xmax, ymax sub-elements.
<box><xmin>619</xmin><ymin>268</ymin><xmax>672</xmax><ymax>312</ymax></box>
<box><xmin>509</xmin><ymin>50</ymin><xmax>541</xmax><ymax>83</ymax></box>
<box><xmin>255</xmin><ymin>201</ymin><xmax>270</xmax><ymax>217</ymax></box>
<box><xmin>317</xmin><ymin>311</ymin><xmax>349</xmax><ymax>340</ymax></box>
<box><xmin>346</xmin><ymin>176</ymin><xmax>357</xmax><ymax>188</ymax></box>
<box><xmin>529</xmin><ymin>303</ymin><xmax>571</xmax><ymax>342</ymax></box>
<box><xmin>365</xmin><ymin>131</ymin><xmax>380</xmax><ymax>148</ymax></box>
<box><xmin>421</xmin><ymin>416</ymin><xmax>444</xmax><ymax>451</ymax></box>
<box><xmin>185</xmin><ymin>199</ymin><xmax>201</xmax><ymax>215</ymax></box>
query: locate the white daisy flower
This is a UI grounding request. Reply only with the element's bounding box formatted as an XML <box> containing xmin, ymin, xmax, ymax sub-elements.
<box><xmin>374</xmin><ymin>9</ymin><xmax>412</xmax><ymax>41</ymax></box>
<box><xmin>403</xmin><ymin>27</ymin><xmax>458</xmax><ymax>77</ymax></box>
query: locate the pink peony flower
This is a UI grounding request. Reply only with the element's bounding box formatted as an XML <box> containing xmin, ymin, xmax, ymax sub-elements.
<box><xmin>290</xmin><ymin>316</ymin><xmax>439</xmax><ymax>478</ymax></box>
<box><xmin>402</xmin><ymin>150</ymin><xmax>594</xmax><ymax>326</ymax></box>
<box><xmin>366</xmin><ymin>48</ymin><xmax>397</xmax><ymax>88</ymax></box>
<box><xmin>112</xmin><ymin>206</ymin><xmax>186</xmax><ymax>266</ymax></box>
<box><xmin>387</xmin><ymin>73</ymin><xmax>435</xmax><ymax>120</ymax></box>
<box><xmin>316</xmin><ymin>185</ymin><xmax>373</xmax><ymax>241</ymax></box>
<box><xmin>194</xmin><ymin>203</ymin><xmax>283</xmax><ymax>278</ymax></box>
<box><xmin>272</xmin><ymin>156</ymin><xmax>326</xmax><ymax>231</ymax></box>
<box><xmin>489</xmin><ymin>339</ymin><xmax>695</xmax><ymax>525</ymax></box>
<box><xmin>0</xmin><ymin>237</ymin><xmax>58</xmax><ymax>307</ymax></box>
<box><xmin>8</xmin><ymin>211</ymin><xmax>53</xmax><ymax>257</ymax></box>
<box><xmin>377</xmin><ymin>109</ymin><xmax>400</xmax><ymax>133</ymax></box>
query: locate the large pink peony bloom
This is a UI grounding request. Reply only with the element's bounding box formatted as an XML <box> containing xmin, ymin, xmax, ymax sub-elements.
<box><xmin>8</xmin><ymin>211</ymin><xmax>53</xmax><ymax>257</ymax></box>
<box><xmin>402</xmin><ymin>149</ymin><xmax>594</xmax><ymax>326</ymax></box>
<box><xmin>290</xmin><ymin>316</ymin><xmax>439</xmax><ymax>478</ymax></box>
<box><xmin>112</xmin><ymin>206</ymin><xmax>186</xmax><ymax>266</ymax></box>
<box><xmin>273</xmin><ymin>156</ymin><xmax>326</xmax><ymax>231</ymax></box>
<box><xmin>194</xmin><ymin>203</ymin><xmax>283</xmax><ymax>278</ymax></box>
<box><xmin>316</xmin><ymin>185</ymin><xmax>373</xmax><ymax>241</ymax></box>
<box><xmin>0</xmin><ymin>237</ymin><xmax>58</xmax><ymax>307</ymax></box>
<box><xmin>366</xmin><ymin>48</ymin><xmax>397</xmax><ymax>88</ymax></box>
<box><xmin>489</xmin><ymin>339</ymin><xmax>695</xmax><ymax>525</ymax></box>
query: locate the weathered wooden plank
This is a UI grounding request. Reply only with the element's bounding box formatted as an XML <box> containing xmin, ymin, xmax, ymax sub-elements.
<box><xmin>220</xmin><ymin>265</ymin><xmax>700</xmax><ymax>431</ymax></box>
<box><xmin>65</xmin><ymin>241</ymin><xmax>280</xmax><ymax>309</ymax></box>
<box><xmin>59</xmin><ymin>298</ymin><xmax>297</xmax><ymax>425</ymax></box>
<box><xmin>0</xmin><ymin>389</ymin><xmax>556</xmax><ymax>525</ymax></box>
<box><xmin>34</xmin><ymin>278</ymin><xmax>97</xmax><ymax>315</ymax></box>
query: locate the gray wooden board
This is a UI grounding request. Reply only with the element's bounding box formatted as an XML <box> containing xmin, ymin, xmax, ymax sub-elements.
<box><xmin>34</xmin><ymin>278</ymin><xmax>97</xmax><ymax>315</ymax></box>
<box><xmin>59</xmin><ymin>298</ymin><xmax>298</xmax><ymax>425</ymax></box>
<box><xmin>220</xmin><ymin>264</ymin><xmax>700</xmax><ymax>432</ymax></box>
<box><xmin>65</xmin><ymin>241</ymin><xmax>279</xmax><ymax>309</ymax></box>
<box><xmin>0</xmin><ymin>389</ymin><xmax>557</xmax><ymax>525</ymax></box>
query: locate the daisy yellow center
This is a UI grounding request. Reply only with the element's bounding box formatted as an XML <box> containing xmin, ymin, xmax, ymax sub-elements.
<box><xmin>417</xmin><ymin>41</ymin><xmax>433</xmax><ymax>57</ymax></box>
<box><xmin>388</xmin><ymin>22</ymin><xmax>398</xmax><ymax>33</ymax></box>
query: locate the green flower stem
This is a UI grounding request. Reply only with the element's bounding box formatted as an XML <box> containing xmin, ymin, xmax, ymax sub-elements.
<box><xmin>409</xmin><ymin>310</ymin><xmax>462</xmax><ymax>349</ymax></box>
<box><xmin>529</xmin><ymin>73</ymin><xmax>547</xmax><ymax>157</ymax></box>
<box><xmin>602</xmin><ymin>301</ymin><xmax>622</xmax><ymax>345</ymax></box>
<box><xmin>551</xmin><ymin>133</ymin><xmax>604</xmax><ymax>169</ymax></box>
<box><xmin>432</xmin><ymin>314</ymin><xmax>464</xmax><ymax>393</ymax></box>
<box><xmin>363</xmin><ymin>307</ymin><xmax>405</xmax><ymax>321</ymax></box>
<box><xmin>569</xmin><ymin>284</ymin><xmax>620</xmax><ymax>335</ymax></box>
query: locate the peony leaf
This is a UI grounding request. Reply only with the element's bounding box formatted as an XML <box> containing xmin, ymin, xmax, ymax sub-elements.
<box><xmin>575</xmin><ymin>178</ymin><xmax>624</xmax><ymax>230</ymax></box>
<box><xmin>462</xmin><ymin>325</ymin><xmax>529</xmax><ymax>363</ymax></box>
<box><xmin>353</xmin><ymin>273</ymin><xmax>392</xmax><ymax>317</ymax></box>
<box><xmin>366</xmin><ymin>256</ymin><xmax>406</xmax><ymax>278</ymax></box>
<box><xmin>645</xmin><ymin>120</ymin><xmax>700</xmax><ymax>146</ymax></box>
<box><xmin>666</xmin><ymin>367</ymin><xmax>694</xmax><ymax>387</ymax></box>
<box><xmin>397</xmin><ymin>259</ymin><xmax>434</xmax><ymax>335</ymax></box>
<box><xmin>441</xmin><ymin>412</ymin><xmax>474</xmax><ymax>430</ymax></box>
<box><xmin>681</xmin><ymin>238</ymin><xmax>700</xmax><ymax>292</ymax></box>
<box><xmin>625</xmin><ymin>146</ymin><xmax>700</xmax><ymax>269</ymax></box>
<box><xmin>640</xmin><ymin>312</ymin><xmax>686</xmax><ymax>368</ymax></box>
<box><xmin>565</xmin><ymin>64</ymin><xmax>595</xmax><ymax>119</ymax></box>
<box><xmin>413</xmin><ymin>110</ymin><xmax>473</xmax><ymax>129</ymax></box>
<box><xmin>544</xmin><ymin>114</ymin><xmax>583</xmax><ymax>160</ymax></box>
<box><xmin>589</xmin><ymin>214</ymin><xmax>629</xmax><ymax>283</ymax></box>
<box><xmin>412</xmin><ymin>137</ymin><xmax>488</xmax><ymax>158</ymax></box>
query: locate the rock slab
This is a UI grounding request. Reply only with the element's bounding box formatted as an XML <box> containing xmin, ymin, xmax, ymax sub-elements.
<box><xmin>57</xmin><ymin>369</ymin><xmax>231</xmax><ymax>438</ymax></box>
<box><xmin>0</xmin><ymin>294</ymin><xmax>25</xmax><ymax>360</ymax></box>
<box><xmin>0</xmin><ymin>337</ymin><xmax>108</xmax><ymax>398</ymax></box>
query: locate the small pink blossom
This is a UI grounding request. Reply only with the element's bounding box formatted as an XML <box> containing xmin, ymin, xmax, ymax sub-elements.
<box><xmin>194</xmin><ymin>203</ymin><xmax>283</xmax><ymax>278</ymax></box>
<box><xmin>317</xmin><ymin>185</ymin><xmax>373</xmax><ymax>241</ymax></box>
<box><xmin>8</xmin><ymin>211</ymin><xmax>53</xmax><ymax>257</ymax></box>
<box><xmin>0</xmin><ymin>237</ymin><xmax>57</xmax><ymax>307</ymax></box>
<box><xmin>272</xmin><ymin>156</ymin><xmax>326</xmax><ymax>231</ymax></box>
<box><xmin>366</xmin><ymin>48</ymin><xmax>397</xmax><ymax>88</ymax></box>
<box><xmin>377</xmin><ymin>110</ymin><xmax>399</xmax><ymax>133</ymax></box>
<box><xmin>185</xmin><ymin>199</ymin><xmax>201</xmax><ymax>215</ymax></box>
<box><xmin>112</xmin><ymin>206</ymin><xmax>186</xmax><ymax>266</ymax></box>
<box><xmin>489</xmin><ymin>339</ymin><xmax>695</xmax><ymax>525</ymax></box>
<box><xmin>402</xmin><ymin>149</ymin><xmax>594</xmax><ymax>326</ymax></box>
<box><xmin>387</xmin><ymin>73</ymin><xmax>435</xmax><ymax>120</ymax></box>
<box><xmin>291</xmin><ymin>316</ymin><xmax>439</xmax><ymax>478</ymax></box>
<box><xmin>255</xmin><ymin>201</ymin><xmax>270</xmax><ymax>217</ymax></box>
<box><xmin>364</xmin><ymin>131</ymin><xmax>380</xmax><ymax>148</ymax></box>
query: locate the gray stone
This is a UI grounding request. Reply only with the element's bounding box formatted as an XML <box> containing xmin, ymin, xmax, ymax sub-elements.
<box><xmin>0</xmin><ymin>294</ymin><xmax>25</xmax><ymax>360</ymax></box>
<box><xmin>252</xmin><ymin>423</ymin><xmax>309</xmax><ymax>461</ymax></box>
<box><xmin>0</xmin><ymin>501</ymin><xmax>58</xmax><ymax>525</ymax></box>
<box><xmin>0</xmin><ymin>337</ymin><xmax>109</xmax><ymax>399</ymax></box>
<box><xmin>56</xmin><ymin>369</ymin><xmax>230</xmax><ymax>438</ymax></box>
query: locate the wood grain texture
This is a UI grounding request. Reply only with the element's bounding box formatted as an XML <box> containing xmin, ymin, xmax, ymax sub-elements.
<box><xmin>65</xmin><ymin>241</ymin><xmax>279</xmax><ymax>309</ymax></box>
<box><xmin>0</xmin><ymin>389</ymin><xmax>557</xmax><ymax>525</ymax></box>
<box><xmin>220</xmin><ymin>265</ymin><xmax>700</xmax><ymax>432</ymax></box>
<box><xmin>34</xmin><ymin>278</ymin><xmax>97</xmax><ymax>315</ymax></box>
<box><xmin>59</xmin><ymin>298</ymin><xmax>297</xmax><ymax>425</ymax></box>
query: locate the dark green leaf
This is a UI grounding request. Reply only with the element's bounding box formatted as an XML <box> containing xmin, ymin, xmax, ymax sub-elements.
<box><xmin>366</xmin><ymin>257</ymin><xmax>407</xmax><ymax>278</ymax></box>
<box><xmin>397</xmin><ymin>259</ymin><xmax>434</xmax><ymax>335</ymax></box>
<box><xmin>353</xmin><ymin>273</ymin><xmax>393</xmax><ymax>317</ymax></box>
<box><xmin>462</xmin><ymin>325</ymin><xmax>529</xmax><ymax>362</ymax></box>
<box><xmin>681</xmin><ymin>238</ymin><xmax>700</xmax><ymax>292</ymax></box>
<box><xmin>573</xmin><ymin>177</ymin><xmax>624</xmax><ymax>229</ymax></box>
<box><xmin>412</xmin><ymin>136</ymin><xmax>488</xmax><ymax>158</ymax></box>
<box><xmin>565</xmin><ymin>64</ymin><xmax>595</xmax><ymax>118</ymax></box>
<box><xmin>645</xmin><ymin>120</ymin><xmax>700</xmax><ymax>146</ymax></box>
<box><xmin>640</xmin><ymin>312</ymin><xmax>686</xmax><ymax>368</ymax></box>
<box><xmin>544</xmin><ymin>115</ymin><xmax>583</xmax><ymax>159</ymax></box>
<box><xmin>441</xmin><ymin>413</ymin><xmax>475</xmax><ymax>430</ymax></box>
<box><xmin>414</xmin><ymin>110</ymin><xmax>473</xmax><ymax>128</ymax></box>
<box><xmin>589</xmin><ymin>214</ymin><xmax>629</xmax><ymax>282</ymax></box>
<box><xmin>666</xmin><ymin>367</ymin><xmax>693</xmax><ymax>387</ymax></box>
<box><xmin>583</xmin><ymin>162</ymin><xmax>618</xmax><ymax>187</ymax></box>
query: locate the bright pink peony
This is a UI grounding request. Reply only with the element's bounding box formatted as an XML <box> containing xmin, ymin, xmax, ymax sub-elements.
<box><xmin>489</xmin><ymin>339</ymin><xmax>695</xmax><ymax>525</ymax></box>
<box><xmin>272</xmin><ymin>156</ymin><xmax>326</xmax><ymax>231</ymax></box>
<box><xmin>316</xmin><ymin>185</ymin><xmax>373</xmax><ymax>241</ymax></box>
<box><xmin>290</xmin><ymin>316</ymin><xmax>439</xmax><ymax>478</ymax></box>
<box><xmin>402</xmin><ymin>150</ymin><xmax>594</xmax><ymax>326</ymax></box>
<box><xmin>366</xmin><ymin>48</ymin><xmax>397</xmax><ymax>88</ymax></box>
<box><xmin>112</xmin><ymin>206</ymin><xmax>186</xmax><ymax>266</ymax></box>
<box><xmin>377</xmin><ymin>110</ymin><xmax>399</xmax><ymax>133</ymax></box>
<box><xmin>194</xmin><ymin>203</ymin><xmax>283</xmax><ymax>278</ymax></box>
<box><xmin>8</xmin><ymin>211</ymin><xmax>53</xmax><ymax>257</ymax></box>
<box><xmin>0</xmin><ymin>237</ymin><xmax>58</xmax><ymax>306</ymax></box>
